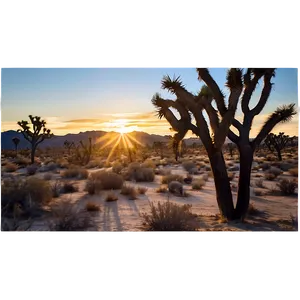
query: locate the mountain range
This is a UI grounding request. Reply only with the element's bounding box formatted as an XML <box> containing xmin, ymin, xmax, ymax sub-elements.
<box><xmin>1</xmin><ymin>130</ymin><xmax>204</xmax><ymax>150</ymax></box>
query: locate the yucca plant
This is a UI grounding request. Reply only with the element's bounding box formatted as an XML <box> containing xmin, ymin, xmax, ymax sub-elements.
<box><xmin>152</xmin><ymin>68</ymin><xmax>296</xmax><ymax>220</ymax></box>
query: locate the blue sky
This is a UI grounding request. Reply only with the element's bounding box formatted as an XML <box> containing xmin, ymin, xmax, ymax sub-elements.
<box><xmin>1</xmin><ymin>68</ymin><xmax>298</xmax><ymax>136</ymax></box>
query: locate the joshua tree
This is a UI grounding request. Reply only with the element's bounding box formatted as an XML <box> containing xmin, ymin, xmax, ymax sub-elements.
<box><xmin>12</xmin><ymin>137</ymin><xmax>20</xmax><ymax>155</ymax></box>
<box><xmin>152</xmin><ymin>68</ymin><xmax>296</xmax><ymax>220</ymax></box>
<box><xmin>153</xmin><ymin>141</ymin><xmax>165</xmax><ymax>159</ymax></box>
<box><xmin>227</xmin><ymin>143</ymin><xmax>236</xmax><ymax>158</ymax></box>
<box><xmin>74</xmin><ymin>138</ymin><xmax>93</xmax><ymax>165</ymax></box>
<box><xmin>17</xmin><ymin>115</ymin><xmax>53</xmax><ymax>164</ymax></box>
<box><xmin>264</xmin><ymin>132</ymin><xmax>293</xmax><ymax>161</ymax></box>
<box><xmin>64</xmin><ymin>140</ymin><xmax>75</xmax><ymax>155</ymax></box>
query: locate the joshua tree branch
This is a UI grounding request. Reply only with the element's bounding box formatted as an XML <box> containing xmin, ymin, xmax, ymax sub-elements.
<box><xmin>196</xmin><ymin>68</ymin><xmax>227</xmax><ymax>116</ymax></box>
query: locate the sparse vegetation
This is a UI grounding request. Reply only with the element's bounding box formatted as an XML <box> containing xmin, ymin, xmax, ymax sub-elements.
<box><xmin>156</xmin><ymin>186</ymin><xmax>168</xmax><ymax>193</ymax></box>
<box><xmin>121</xmin><ymin>184</ymin><xmax>138</xmax><ymax>200</ymax></box>
<box><xmin>161</xmin><ymin>174</ymin><xmax>184</xmax><ymax>184</ymax></box>
<box><xmin>137</xmin><ymin>186</ymin><xmax>148</xmax><ymax>194</ymax></box>
<box><xmin>141</xmin><ymin>201</ymin><xmax>198</xmax><ymax>231</ymax></box>
<box><xmin>192</xmin><ymin>179</ymin><xmax>206</xmax><ymax>190</ymax></box>
<box><xmin>4</xmin><ymin>162</ymin><xmax>18</xmax><ymax>172</ymax></box>
<box><xmin>62</xmin><ymin>167</ymin><xmax>88</xmax><ymax>179</ymax></box>
<box><xmin>85</xmin><ymin>202</ymin><xmax>101</xmax><ymax>212</ymax></box>
<box><xmin>289</xmin><ymin>168</ymin><xmax>298</xmax><ymax>177</ymax></box>
<box><xmin>49</xmin><ymin>201</ymin><xmax>95</xmax><ymax>231</ymax></box>
<box><xmin>276</xmin><ymin>179</ymin><xmax>297</xmax><ymax>195</ymax></box>
<box><xmin>90</xmin><ymin>171</ymin><xmax>123</xmax><ymax>190</ymax></box>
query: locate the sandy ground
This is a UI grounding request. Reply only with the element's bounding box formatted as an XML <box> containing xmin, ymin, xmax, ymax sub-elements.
<box><xmin>15</xmin><ymin>161</ymin><xmax>297</xmax><ymax>232</ymax></box>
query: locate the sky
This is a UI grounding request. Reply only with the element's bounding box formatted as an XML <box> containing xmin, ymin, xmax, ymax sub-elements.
<box><xmin>1</xmin><ymin>68</ymin><xmax>298</xmax><ymax>137</ymax></box>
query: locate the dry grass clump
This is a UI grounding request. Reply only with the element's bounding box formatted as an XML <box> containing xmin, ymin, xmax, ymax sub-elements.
<box><xmin>85</xmin><ymin>179</ymin><xmax>102</xmax><ymax>195</ymax></box>
<box><xmin>61</xmin><ymin>181</ymin><xmax>78</xmax><ymax>194</ymax></box>
<box><xmin>85</xmin><ymin>159</ymin><xmax>104</xmax><ymax>169</ymax></box>
<box><xmin>182</xmin><ymin>161</ymin><xmax>197</xmax><ymax>172</ymax></box>
<box><xmin>141</xmin><ymin>201</ymin><xmax>198</xmax><ymax>231</ymax></box>
<box><xmin>62</xmin><ymin>167</ymin><xmax>88</xmax><ymax>179</ymax></box>
<box><xmin>51</xmin><ymin>181</ymin><xmax>61</xmax><ymax>198</ymax></box>
<box><xmin>85</xmin><ymin>202</ymin><xmax>101</xmax><ymax>212</ymax></box>
<box><xmin>227</xmin><ymin>172</ymin><xmax>235</xmax><ymax>181</ymax></box>
<box><xmin>90</xmin><ymin>171</ymin><xmax>124</xmax><ymax>190</ymax></box>
<box><xmin>112</xmin><ymin>162</ymin><xmax>123</xmax><ymax>174</ymax></box>
<box><xmin>255</xmin><ymin>179</ymin><xmax>264</xmax><ymax>188</ymax></box>
<box><xmin>268</xmin><ymin>167</ymin><xmax>282</xmax><ymax>177</ymax></box>
<box><xmin>124</xmin><ymin>163</ymin><xmax>155</xmax><ymax>182</ymax></box>
<box><xmin>264</xmin><ymin>173</ymin><xmax>276</xmax><ymax>181</ymax></box>
<box><xmin>4</xmin><ymin>162</ymin><xmax>18</xmax><ymax>172</ymax></box>
<box><xmin>192</xmin><ymin>179</ymin><xmax>206</xmax><ymax>190</ymax></box>
<box><xmin>289</xmin><ymin>168</ymin><xmax>298</xmax><ymax>177</ymax></box>
<box><xmin>141</xmin><ymin>160</ymin><xmax>156</xmax><ymax>169</ymax></box>
<box><xmin>106</xmin><ymin>192</ymin><xmax>118</xmax><ymax>202</ymax></box>
<box><xmin>14</xmin><ymin>156</ymin><xmax>31</xmax><ymax>167</ymax></box>
<box><xmin>260</xmin><ymin>163</ymin><xmax>270</xmax><ymax>171</ymax></box>
<box><xmin>161</xmin><ymin>174</ymin><xmax>184</xmax><ymax>184</ymax></box>
<box><xmin>156</xmin><ymin>186</ymin><xmax>168</xmax><ymax>193</ymax></box>
<box><xmin>254</xmin><ymin>188</ymin><xmax>265</xmax><ymax>196</ymax></box>
<box><xmin>1</xmin><ymin>177</ymin><xmax>52</xmax><ymax>220</ymax></box>
<box><xmin>155</xmin><ymin>168</ymin><xmax>171</xmax><ymax>176</ymax></box>
<box><xmin>1</xmin><ymin>218</ymin><xmax>33</xmax><ymax>231</ymax></box>
<box><xmin>49</xmin><ymin>201</ymin><xmax>95</xmax><ymax>231</ymax></box>
<box><xmin>137</xmin><ymin>186</ymin><xmax>148</xmax><ymax>194</ymax></box>
<box><xmin>276</xmin><ymin>179</ymin><xmax>297</xmax><ymax>195</ymax></box>
<box><xmin>121</xmin><ymin>184</ymin><xmax>138</xmax><ymax>200</ymax></box>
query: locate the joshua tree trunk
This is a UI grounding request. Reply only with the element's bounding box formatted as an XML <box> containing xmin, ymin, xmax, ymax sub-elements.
<box><xmin>31</xmin><ymin>144</ymin><xmax>37</xmax><ymax>164</ymax></box>
<box><xmin>209</xmin><ymin>151</ymin><xmax>235</xmax><ymax>220</ymax></box>
<box><xmin>275</xmin><ymin>147</ymin><xmax>282</xmax><ymax>161</ymax></box>
<box><xmin>234</xmin><ymin>144</ymin><xmax>254</xmax><ymax>219</ymax></box>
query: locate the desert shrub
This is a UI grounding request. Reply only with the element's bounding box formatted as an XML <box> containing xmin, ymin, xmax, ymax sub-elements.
<box><xmin>268</xmin><ymin>167</ymin><xmax>282</xmax><ymax>177</ymax></box>
<box><xmin>141</xmin><ymin>201</ymin><xmax>198</xmax><ymax>231</ymax></box>
<box><xmin>106</xmin><ymin>192</ymin><xmax>118</xmax><ymax>202</ymax></box>
<box><xmin>161</xmin><ymin>174</ymin><xmax>184</xmax><ymax>184</ymax></box>
<box><xmin>168</xmin><ymin>181</ymin><xmax>184</xmax><ymax>196</ymax></box>
<box><xmin>227</xmin><ymin>172</ymin><xmax>235</xmax><ymax>181</ymax></box>
<box><xmin>90</xmin><ymin>171</ymin><xmax>123</xmax><ymax>190</ymax></box>
<box><xmin>62</xmin><ymin>167</ymin><xmax>88</xmax><ymax>179</ymax></box>
<box><xmin>1</xmin><ymin>177</ymin><xmax>52</xmax><ymax>219</ymax></box>
<box><xmin>85</xmin><ymin>202</ymin><xmax>101</xmax><ymax>212</ymax></box>
<box><xmin>121</xmin><ymin>184</ymin><xmax>138</xmax><ymax>200</ymax></box>
<box><xmin>141</xmin><ymin>160</ymin><xmax>156</xmax><ymax>169</ymax></box>
<box><xmin>84</xmin><ymin>178</ymin><xmax>102</xmax><ymax>195</ymax></box>
<box><xmin>276</xmin><ymin>179</ymin><xmax>297</xmax><ymax>195</ymax></box>
<box><xmin>260</xmin><ymin>163</ymin><xmax>270</xmax><ymax>171</ymax></box>
<box><xmin>137</xmin><ymin>186</ymin><xmax>148</xmax><ymax>194</ymax></box>
<box><xmin>61</xmin><ymin>182</ymin><xmax>78</xmax><ymax>194</ymax></box>
<box><xmin>201</xmin><ymin>173</ymin><xmax>209</xmax><ymax>181</ymax></box>
<box><xmin>192</xmin><ymin>179</ymin><xmax>206</xmax><ymax>190</ymax></box>
<box><xmin>51</xmin><ymin>181</ymin><xmax>61</xmax><ymax>198</ymax></box>
<box><xmin>1</xmin><ymin>217</ymin><xmax>33</xmax><ymax>231</ymax></box>
<box><xmin>255</xmin><ymin>179</ymin><xmax>264</xmax><ymax>188</ymax></box>
<box><xmin>43</xmin><ymin>173</ymin><xmax>52</xmax><ymax>181</ymax></box>
<box><xmin>156</xmin><ymin>186</ymin><xmax>168</xmax><ymax>193</ymax></box>
<box><xmin>182</xmin><ymin>161</ymin><xmax>196</xmax><ymax>172</ymax></box>
<box><xmin>14</xmin><ymin>156</ymin><xmax>31</xmax><ymax>167</ymax></box>
<box><xmin>49</xmin><ymin>201</ymin><xmax>95</xmax><ymax>231</ymax></box>
<box><xmin>85</xmin><ymin>160</ymin><xmax>104</xmax><ymax>169</ymax></box>
<box><xmin>264</xmin><ymin>173</ymin><xmax>276</xmax><ymax>181</ymax></box>
<box><xmin>27</xmin><ymin>164</ymin><xmax>38</xmax><ymax>176</ymax></box>
<box><xmin>289</xmin><ymin>168</ymin><xmax>298</xmax><ymax>177</ymax></box>
<box><xmin>4</xmin><ymin>162</ymin><xmax>18</xmax><ymax>172</ymax></box>
<box><xmin>124</xmin><ymin>163</ymin><xmax>155</xmax><ymax>182</ymax></box>
<box><xmin>112</xmin><ymin>162</ymin><xmax>123</xmax><ymax>174</ymax></box>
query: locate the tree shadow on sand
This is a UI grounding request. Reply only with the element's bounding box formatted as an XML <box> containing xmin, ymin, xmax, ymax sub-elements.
<box><xmin>102</xmin><ymin>201</ymin><xmax>123</xmax><ymax>231</ymax></box>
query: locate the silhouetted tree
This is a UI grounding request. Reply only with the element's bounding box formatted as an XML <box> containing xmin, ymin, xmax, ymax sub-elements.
<box><xmin>17</xmin><ymin>115</ymin><xmax>53</xmax><ymax>164</ymax></box>
<box><xmin>264</xmin><ymin>132</ymin><xmax>293</xmax><ymax>160</ymax></box>
<box><xmin>12</xmin><ymin>137</ymin><xmax>20</xmax><ymax>156</ymax></box>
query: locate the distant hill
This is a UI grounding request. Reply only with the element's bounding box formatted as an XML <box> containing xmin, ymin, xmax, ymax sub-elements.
<box><xmin>1</xmin><ymin>130</ymin><xmax>204</xmax><ymax>150</ymax></box>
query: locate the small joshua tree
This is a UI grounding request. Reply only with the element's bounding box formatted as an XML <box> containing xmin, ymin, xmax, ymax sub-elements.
<box><xmin>12</xmin><ymin>137</ymin><xmax>20</xmax><ymax>156</ymax></box>
<box><xmin>74</xmin><ymin>138</ymin><xmax>93</xmax><ymax>165</ymax></box>
<box><xmin>17</xmin><ymin>115</ymin><xmax>53</xmax><ymax>164</ymax></box>
<box><xmin>264</xmin><ymin>132</ymin><xmax>293</xmax><ymax>161</ymax></box>
<box><xmin>152</xmin><ymin>68</ymin><xmax>296</xmax><ymax>220</ymax></box>
<box><xmin>153</xmin><ymin>141</ymin><xmax>165</xmax><ymax>159</ymax></box>
<box><xmin>64</xmin><ymin>140</ymin><xmax>75</xmax><ymax>155</ymax></box>
<box><xmin>227</xmin><ymin>143</ymin><xmax>235</xmax><ymax>158</ymax></box>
